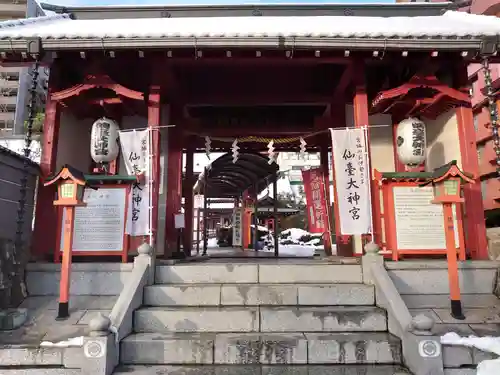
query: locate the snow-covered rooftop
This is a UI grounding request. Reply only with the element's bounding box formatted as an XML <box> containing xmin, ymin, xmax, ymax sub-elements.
<box><xmin>0</xmin><ymin>11</ymin><xmax>499</xmax><ymax>51</ymax></box>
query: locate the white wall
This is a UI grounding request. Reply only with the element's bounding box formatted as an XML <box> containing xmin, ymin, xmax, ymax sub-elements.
<box><xmin>56</xmin><ymin>111</ymin><xmax>93</xmax><ymax>172</ymax></box>
<box><xmin>424</xmin><ymin>110</ymin><xmax>462</xmax><ymax>171</ymax></box>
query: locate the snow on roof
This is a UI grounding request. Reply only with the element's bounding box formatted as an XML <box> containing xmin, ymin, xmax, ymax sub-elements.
<box><xmin>0</xmin><ymin>11</ymin><xmax>499</xmax><ymax>42</ymax></box>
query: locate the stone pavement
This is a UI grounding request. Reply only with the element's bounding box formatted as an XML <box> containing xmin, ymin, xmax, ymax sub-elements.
<box><xmin>409</xmin><ymin>306</ymin><xmax>500</xmax><ymax>336</ymax></box>
<box><xmin>0</xmin><ymin>295</ymin><xmax>117</xmax><ymax>346</ymax></box>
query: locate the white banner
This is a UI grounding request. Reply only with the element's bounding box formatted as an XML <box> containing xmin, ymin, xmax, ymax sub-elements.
<box><xmin>331</xmin><ymin>128</ymin><xmax>372</xmax><ymax>235</ymax></box>
<box><xmin>119</xmin><ymin>129</ymin><xmax>151</xmax><ymax>236</ymax></box>
<box><xmin>232</xmin><ymin>207</ymin><xmax>242</xmax><ymax>247</ymax></box>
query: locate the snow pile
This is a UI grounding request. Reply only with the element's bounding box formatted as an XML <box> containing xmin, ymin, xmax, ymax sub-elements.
<box><xmin>206</xmin><ymin>237</ymin><xmax>218</xmax><ymax>248</ymax></box>
<box><xmin>441</xmin><ymin>332</ymin><xmax>500</xmax><ymax>375</ymax></box>
<box><xmin>258</xmin><ymin>227</ymin><xmax>324</xmax><ymax>256</ymax></box>
<box><xmin>40</xmin><ymin>336</ymin><xmax>84</xmax><ymax>348</ymax></box>
<box><xmin>279</xmin><ymin>228</ymin><xmax>324</xmax><ymax>247</ymax></box>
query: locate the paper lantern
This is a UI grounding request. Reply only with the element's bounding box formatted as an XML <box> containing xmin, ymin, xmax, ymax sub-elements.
<box><xmin>396</xmin><ymin>117</ymin><xmax>427</xmax><ymax>167</ymax></box>
<box><xmin>90</xmin><ymin>117</ymin><xmax>120</xmax><ymax>164</ymax></box>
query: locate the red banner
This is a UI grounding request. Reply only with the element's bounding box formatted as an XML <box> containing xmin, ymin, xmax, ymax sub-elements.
<box><xmin>302</xmin><ymin>168</ymin><xmax>331</xmax><ymax>248</ymax></box>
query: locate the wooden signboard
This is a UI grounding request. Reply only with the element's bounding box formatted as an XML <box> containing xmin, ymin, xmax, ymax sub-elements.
<box><xmin>55</xmin><ymin>185</ymin><xmax>130</xmax><ymax>263</ymax></box>
<box><xmin>373</xmin><ymin>172</ymin><xmax>466</xmax><ymax>261</ymax></box>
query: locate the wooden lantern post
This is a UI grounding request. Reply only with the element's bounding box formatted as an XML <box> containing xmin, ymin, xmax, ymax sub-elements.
<box><xmin>422</xmin><ymin>160</ymin><xmax>474</xmax><ymax>321</ymax></box>
<box><xmin>44</xmin><ymin>165</ymin><xmax>89</xmax><ymax>320</ymax></box>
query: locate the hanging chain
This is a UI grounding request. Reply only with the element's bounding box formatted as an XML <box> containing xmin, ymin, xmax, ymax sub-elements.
<box><xmin>13</xmin><ymin>54</ymin><xmax>40</xmax><ymax>274</ymax></box>
<box><xmin>482</xmin><ymin>57</ymin><xmax>500</xmax><ymax>177</ymax></box>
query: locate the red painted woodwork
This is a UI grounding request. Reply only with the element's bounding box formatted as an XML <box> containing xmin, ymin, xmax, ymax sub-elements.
<box><xmin>333</xmin><ymin>64</ymin><xmax>353</xmax><ymax>103</ymax></box>
<box><xmin>165</xmin><ymin>127</ymin><xmax>183</xmax><ymax>257</ymax></box>
<box><xmin>373</xmin><ymin>172</ymin><xmax>466</xmax><ymax>261</ymax></box>
<box><xmin>372</xmin><ymin>75</ymin><xmax>470</xmax><ymax>120</ymax></box>
<box><xmin>32</xmin><ymin>97</ymin><xmax>60</xmax><ymax>258</ymax></box>
<box><xmin>353</xmin><ymin>80</ymin><xmax>377</xmax><ymax>251</ymax></box>
<box><xmin>456</xmin><ymin>106</ymin><xmax>489</xmax><ymax>259</ymax></box>
<box><xmin>148</xmin><ymin>83</ymin><xmax>161</xmax><ymax>249</ymax></box>
<box><xmin>50</xmin><ymin>73</ymin><xmax>144</xmax><ymax>102</ymax></box>
<box><xmin>183</xmin><ymin>143</ymin><xmax>195</xmax><ymax>255</ymax></box>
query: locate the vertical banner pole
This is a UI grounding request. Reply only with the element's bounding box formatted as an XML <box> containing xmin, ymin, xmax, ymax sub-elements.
<box><xmin>273</xmin><ymin>178</ymin><xmax>279</xmax><ymax>257</ymax></box>
<box><xmin>363</xmin><ymin>126</ymin><xmax>375</xmax><ymax>243</ymax></box>
<box><xmin>57</xmin><ymin>206</ymin><xmax>75</xmax><ymax>320</ymax></box>
<box><xmin>443</xmin><ymin>202</ymin><xmax>465</xmax><ymax>320</ymax></box>
<box><xmin>148</xmin><ymin>128</ymin><xmax>154</xmax><ymax>247</ymax></box>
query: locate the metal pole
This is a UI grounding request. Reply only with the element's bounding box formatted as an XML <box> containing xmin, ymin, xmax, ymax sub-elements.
<box><xmin>253</xmin><ymin>186</ymin><xmax>259</xmax><ymax>251</ymax></box>
<box><xmin>273</xmin><ymin>177</ymin><xmax>279</xmax><ymax>257</ymax></box>
<box><xmin>202</xmin><ymin>192</ymin><xmax>208</xmax><ymax>256</ymax></box>
<box><xmin>196</xmin><ymin>208</ymin><xmax>200</xmax><ymax>254</ymax></box>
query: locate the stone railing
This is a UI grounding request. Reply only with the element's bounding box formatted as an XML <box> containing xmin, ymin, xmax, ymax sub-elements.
<box><xmin>81</xmin><ymin>243</ymin><xmax>155</xmax><ymax>375</ymax></box>
<box><xmin>362</xmin><ymin>243</ymin><xmax>445</xmax><ymax>375</ymax></box>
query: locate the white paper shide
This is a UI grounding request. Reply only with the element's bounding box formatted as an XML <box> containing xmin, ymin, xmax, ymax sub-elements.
<box><xmin>119</xmin><ymin>129</ymin><xmax>151</xmax><ymax>236</ymax></box>
<box><xmin>331</xmin><ymin>128</ymin><xmax>372</xmax><ymax>235</ymax></box>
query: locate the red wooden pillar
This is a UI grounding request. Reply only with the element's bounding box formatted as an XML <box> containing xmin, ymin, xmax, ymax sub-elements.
<box><xmin>165</xmin><ymin>126</ymin><xmax>183</xmax><ymax>257</ymax></box>
<box><xmin>32</xmin><ymin>96</ymin><xmax>61</xmax><ymax>259</ymax></box>
<box><xmin>148</xmin><ymin>81</ymin><xmax>161</xmax><ymax>249</ymax></box>
<box><xmin>455</xmin><ymin>64</ymin><xmax>488</xmax><ymax>260</ymax></box>
<box><xmin>353</xmin><ymin>63</ymin><xmax>376</xmax><ymax>253</ymax></box>
<box><xmin>320</xmin><ymin>143</ymin><xmax>333</xmax><ymax>255</ymax></box>
<box><xmin>183</xmin><ymin>141</ymin><xmax>194</xmax><ymax>256</ymax></box>
<box><xmin>456</xmin><ymin>105</ymin><xmax>488</xmax><ymax>259</ymax></box>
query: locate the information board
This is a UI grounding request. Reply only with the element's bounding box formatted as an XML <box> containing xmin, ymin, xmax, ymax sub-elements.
<box><xmin>392</xmin><ymin>186</ymin><xmax>460</xmax><ymax>250</ymax></box>
<box><xmin>60</xmin><ymin>187</ymin><xmax>127</xmax><ymax>252</ymax></box>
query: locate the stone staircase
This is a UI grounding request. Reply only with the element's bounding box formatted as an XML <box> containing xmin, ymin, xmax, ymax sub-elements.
<box><xmin>116</xmin><ymin>261</ymin><xmax>410</xmax><ymax>374</ymax></box>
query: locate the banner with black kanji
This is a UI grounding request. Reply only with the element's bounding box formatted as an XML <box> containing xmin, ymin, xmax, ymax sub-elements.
<box><xmin>331</xmin><ymin>128</ymin><xmax>372</xmax><ymax>235</ymax></box>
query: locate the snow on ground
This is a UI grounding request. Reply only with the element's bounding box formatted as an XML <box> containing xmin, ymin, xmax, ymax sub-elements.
<box><xmin>207</xmin><ymin>237</ymin><xmax>218</xmax><ymax>248</ymax></box>
<box><xmin>262</xmin><ymin>244</ymin><xmax>316</xmax><ymax>257</ymax></box>
<box><xmin>441</xmin><ymin>332</ymin><xmax>500</xmax><ymax>375</ymax></box>
<box><xmin>40</xmin><ymin>336</ymin><xmax>84</xmax><ymax>347</ymax></box>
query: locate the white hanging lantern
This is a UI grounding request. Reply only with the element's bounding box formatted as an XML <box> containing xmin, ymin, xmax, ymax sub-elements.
<box><xmin>90</xmin><ymin>117</ymin><xmax>120</xmax><ymax>164</ymax></box>
<box><xmin>396</xmin><ymin>117</ymin><xmax>427</xmax><ymax>167</ymax></box>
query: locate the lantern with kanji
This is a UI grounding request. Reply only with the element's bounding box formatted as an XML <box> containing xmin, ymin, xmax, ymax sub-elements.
<box><xmin>90</xmin><ymin>117</ymin><xmax>120</xmax><ymax>164</ymax></box>
<box><xmin>44</xmin><ymin>165</ymin><xmax>89</xmax><ymax>207</ymax></box>
<box><xmin>396</xmin><ymin>117</ymin><xmax>427</xmax><ymax>167</ymax></box>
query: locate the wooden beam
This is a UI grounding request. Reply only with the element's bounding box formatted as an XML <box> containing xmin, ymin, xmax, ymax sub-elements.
<box><xmin>333</xmin><ymin>64</ymin><xmax>353</xmax><ymax>102</ymax></box>
<box><xmin>184</xmin><ymin>93</ymin><xmax>331</xmax><ymax>106</ymax></box>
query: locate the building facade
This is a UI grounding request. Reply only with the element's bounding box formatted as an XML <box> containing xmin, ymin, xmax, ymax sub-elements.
<box><xmin>0</xmin><ymin>0</ymin><xmax>46</xmax><ymax>137</ymax></box>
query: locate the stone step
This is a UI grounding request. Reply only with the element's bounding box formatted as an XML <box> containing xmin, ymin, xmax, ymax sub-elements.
<box><xmin>155</xmin><ymin>263</ymin><xmax>363</xmax><ymax>284</ymax></box>
<box><xmin>121</xmin><ymin>332</ymin><xmax>402</xmax><ymax>365</ymax></box>
<box><xmin>0</xmin><ymin>345</ymin><xmax>81</xmax><ymax>368</ymax></box>
<box><xmin>143</xmin><ymin>283</ymin><xmax>375</xmax><ymax>307</ymax></box>
<box><xmin>134</xmin><ymin>306</ymin><xmax>387</xmax><ymax>333</ymax></box>
<box><xmin>114</xmin><ymin>365</ymin><xmax>411</xmax><ymax>375</ymax></box>
<box><xmin>443</xmin><ymin>343</ymin><xmax>498</xmax><ymax>369</ymax></box>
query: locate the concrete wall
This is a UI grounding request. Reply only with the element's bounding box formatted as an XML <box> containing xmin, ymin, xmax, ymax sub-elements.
<box><xmin>0</xmin><ymin>145</ymin><xmax>39</xmax><ymax>308</ymax></box>
<box><xmin>424</xmin><ymin>110</ymin><xmax>462</xmax><ymax>171</ymax></box>
<box><xmin>26</xmin><ymin>262</ymin><xmax>133</xmax><ymax>296</ymax></box>
<box><xmin>386</xmin><ymin>261</ymin><xmax>500</xmax><ymax>309</ymax></box>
